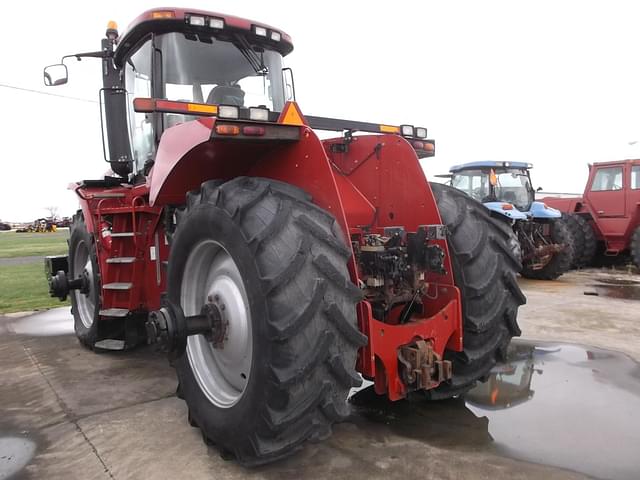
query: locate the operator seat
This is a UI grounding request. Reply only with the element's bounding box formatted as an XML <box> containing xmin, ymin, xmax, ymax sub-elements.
<box><xmin>206</xmin><ymin>85</ymin><xmax>245</xmax><ymax>106</ymax></box>
<box><xmin>502</xmin><ymin>191</ymin><xmax>517</xmax><ymax>204</ymax></box>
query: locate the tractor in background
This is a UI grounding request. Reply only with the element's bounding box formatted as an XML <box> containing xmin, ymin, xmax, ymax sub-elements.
<box><xmin>42</xmin><ymin>8</ymin><xmax>525</xmax><ymax>466</ymax></box>
<box><xmin>16</xmin><ymin>218</ymin><xmax>58</xmax><ymax>233</ymax></box>
<box><xmin>542</xmin><ymin>159</ymin><xmax>640</xmax><ymax>268</ymax></box>
<box><xmin>446</xmin><ymin>161</ymin><xmax>574</xmax><ymax>280</ymax></box>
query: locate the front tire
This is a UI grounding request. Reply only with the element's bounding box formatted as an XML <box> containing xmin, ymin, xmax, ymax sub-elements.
<box><xmin>68</xmin><ymin>212</ymin><xmax>101</xmax><ymax>349</ymax></box>
<box><xmin>169</xmin><ymin>177</ymin><xmax>366</xmax><ymax>466</ymax></box>
<box><xmin>427</xmin><ymin>183</ymin><xmax>525</xmax><ymax>399</ymax></box>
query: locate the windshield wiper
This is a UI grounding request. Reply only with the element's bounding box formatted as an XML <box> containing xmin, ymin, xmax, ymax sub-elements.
<box><xmin>233</xmin><ymin>34</ymin><xmax>268</xmax><ymax>75</ymax></box>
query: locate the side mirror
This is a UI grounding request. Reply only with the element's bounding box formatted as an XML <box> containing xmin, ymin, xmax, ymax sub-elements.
<box><xmin>43</xmin><ymin>64</ymin><xmax>68</xmax><ymax>86</ymax></box>
<box><xmin>536</xmin><ymin>186</ymin><xmax>543</xmax><ymax>192</ymax></box>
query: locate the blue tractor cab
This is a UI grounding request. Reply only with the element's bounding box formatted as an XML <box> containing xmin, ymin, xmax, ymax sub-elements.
<box><xmin>449</xmin><ymin>161</ymin><xmax>561</xmax><ymax>221</ymax></box>
<box><xmin>446</xmin><ymin>161</ymin><xmax>573</xmax><ymax>280</ymax></box>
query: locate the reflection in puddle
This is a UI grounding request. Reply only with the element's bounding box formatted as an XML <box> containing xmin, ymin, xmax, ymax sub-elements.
<box><xmin>0</xmin><ymin>436</ymin><xmax>36</xmax><ymax>479</ymax></box>
<box><xmin>464</xmin><ymin>343</ymin><xmax>552</xmax><ymax>409</ymax></box>
<box><xmin>350</xmin><ymin>340</ymin><xmax>640</xmax><ymax>480</ymax></box>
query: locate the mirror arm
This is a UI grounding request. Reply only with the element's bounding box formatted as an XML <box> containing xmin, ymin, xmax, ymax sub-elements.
<box><xmin>61</xmin><ymin>50</ymin><xmax>112</xmax><ymax>63</ymax></box>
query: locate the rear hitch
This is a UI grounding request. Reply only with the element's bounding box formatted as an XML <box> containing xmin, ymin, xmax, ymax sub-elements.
<box><xmin>397</xmin><ymin>339</ymin><xmax>452</xmax><ymax>391</ymax></box>
<box><xmin>146</xmin><ymin>300</ymin><xmax>228</xmax><ymax>359</ymax></box>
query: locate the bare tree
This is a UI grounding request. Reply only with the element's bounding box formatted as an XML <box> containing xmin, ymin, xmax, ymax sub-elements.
<box><xmin>45</xmin><ymin>206</ymin><xmax>60</xmax><ymax>221</ymax></box>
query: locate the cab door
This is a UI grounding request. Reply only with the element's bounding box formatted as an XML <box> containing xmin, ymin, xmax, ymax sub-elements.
<box><xmin>123</xmin><ymin>39</ymin><xmax>155</xmax><ymax>175</ymax></box>
<box><xmin>587</xmin><ymin>165</ymin><xmax>625</xmax><ymax>217</ymax></box>
<box><xmin>586</xmin><ymin>165</ymin><xmax>626</xmax><ymax>250</ymax></box>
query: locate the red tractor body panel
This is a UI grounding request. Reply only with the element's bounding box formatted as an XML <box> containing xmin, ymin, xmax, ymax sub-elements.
<box><xmin>75</xmin><ymin>108</ymin><xmax>462</xmax><ymax>400</ymax></box>
<box><xmin>542</xmin><ymin>159</ymin><xmax>640</xmax><ymax>253</ymax></box>
<box><xmin>71</xmin><ymin>184</ymin><xmax>166</xmax><ymax>312</ymax></box>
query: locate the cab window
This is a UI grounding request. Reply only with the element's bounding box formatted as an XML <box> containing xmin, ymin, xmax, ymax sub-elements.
<box><xmin>632</xmin><ymin>166</ymin><xmax>640</xmax><ymax>189</ymax></box>
<box><xmin>591</xmin><ymin>167</ymin><xmax>623</xmax><ymax>191</ymax></box>
<box><xmin>124</xmin><ymin>40</ymin><xmax>154</xmax><ymax>173</ymax></box>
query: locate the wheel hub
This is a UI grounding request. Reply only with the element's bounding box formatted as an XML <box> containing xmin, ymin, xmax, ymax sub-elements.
<box><xmin>182</xmin><ymin>240</ymin><xmax>253</xmax><ymax>408</ymax></box>
<box><xmin>202</xmin><ymin>300</ymin><xmax>228</xmax><ymax>348</ymax></box>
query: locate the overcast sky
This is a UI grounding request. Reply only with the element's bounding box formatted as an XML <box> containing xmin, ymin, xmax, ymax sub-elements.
<box><xmin>2</xmin><ymin>0</ymin><xmax>640</xmax><ymax>221</ymax></box>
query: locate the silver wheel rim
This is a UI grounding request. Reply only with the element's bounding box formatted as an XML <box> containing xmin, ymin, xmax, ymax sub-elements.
<box><xmin>183</xmin><ymin>240</ymin><xmax>253</xmax><ymax>408</ymax></box>
<box><xmin>73</xmin><ymin>240</ymin><xmax>95</xmax><ymax>328</ymax></box>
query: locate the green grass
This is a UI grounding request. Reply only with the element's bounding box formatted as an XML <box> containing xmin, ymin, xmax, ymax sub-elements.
<box><xmin>0</xmin><ymin>229</ymin><xmax>71</xmax><ymax>313</ymax></box>
<box><xmin>0</xmin><ymin>230</ymin><xmax>69</xmax><ymax>258</ymax></box>
<box><xmin>0</xmin><ymin>262</ymin><xmax>69</xmax><ymax>314</ymax></box>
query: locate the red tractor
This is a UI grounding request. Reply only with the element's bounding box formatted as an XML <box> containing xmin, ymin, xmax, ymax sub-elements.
<box><xmin>542</xmin><ymin>159</ymin><xmax>640</xmax><ymax>267</ymax></box>
<box><xmin>43</xmin><ymin>8</ymin><xmax>525</xmax><ymax>466</ymax></box>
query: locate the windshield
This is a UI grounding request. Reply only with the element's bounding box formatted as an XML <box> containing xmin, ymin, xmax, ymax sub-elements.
<box><xmin>495</xmin><ymin>168</ymin><xmax>533</xmax><ymax>210</ymax></box>
<box><xmin>157</xmin><ymin>32</ymin><xmax>286</xmax><ymax>112</ymax></box>
<box><xmin>451</xmin><ymin>167</ymin><xmax>534</xmax><ymax>210</ymax></box>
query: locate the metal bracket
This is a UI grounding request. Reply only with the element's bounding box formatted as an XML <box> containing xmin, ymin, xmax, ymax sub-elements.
<box><xmin>425</xmin><ymin>244</ymin><xmax>446</xmax><ymax>275</ymax></box>
<box><xmin>418</xmin><ymin>224</ymin><xmax>448</xmax><ymax>240</ymax></box>
<box><xmin>329</xmin><ymin>129</ymin><xmax>354</xmax><ymax>154</ymax></box>
<box><xmin>398</xmin><ymin>339</ymin><xmax>452</xmax><ymax>391</ymax></box>
<box><xmin>383</xmin><ymin>226</ymin><xmax>405</xmax><ymax>239</ymax></box>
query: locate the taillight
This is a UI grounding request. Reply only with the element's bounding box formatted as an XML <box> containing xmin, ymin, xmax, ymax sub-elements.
<box><xmin>242</xmin><ymin>126</ymin><xmax>265</xmax><ymax>136</ymax></box>
<box><xmin>215</xmin><ymin>125</ymin><xmax>240</xmax><ymax>136</ymax></box>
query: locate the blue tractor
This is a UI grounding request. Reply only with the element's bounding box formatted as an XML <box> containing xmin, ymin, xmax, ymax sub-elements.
<box><xmin>446</xmin><ymin>161</ymin><xmax>574</xmax><ymax>280</ymax></box>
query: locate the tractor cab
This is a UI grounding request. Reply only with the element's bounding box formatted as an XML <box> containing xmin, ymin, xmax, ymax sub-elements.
<box><xmin>448</xmin><ymin>161</ymin><xmax>572</xmax><ymax>280</ymax></box>
<box><xmin>450</xmin><ymin>161</ymin><xmax>536</xmax><ymax>212</ymax></box>
<box><xmin>43</xmin><ymin>8</ymin><xmax>294</xmax><ymax>178</ymax></box>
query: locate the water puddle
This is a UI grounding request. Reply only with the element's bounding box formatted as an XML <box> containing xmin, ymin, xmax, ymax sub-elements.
<box><xmin>350</xmin><ymin>339</ymin><xmax>640</xmax><ymax>480</ymax></box>
<box><xmin>5</xmin><ymin>308</ymin><xmax>73</xmax><ymax>337</ymax></box>
<box><xmin>590</xmin><ymin>284</ymin><xmax>640</xmax><ymax>300</ymax></box>
<box><xmin>586</xmin><ymin>275</ymin><xmax>640</xmax><ymax>300</ymax></box>
<box><xmin>0</xmin><ymin>436</ymin><xmax>36</xmax><ymax>479</ymax></box>
<box><xmin>594</xmin><ymin>276</ymin><xmax>640</xmax><ymax>286</ymax></box>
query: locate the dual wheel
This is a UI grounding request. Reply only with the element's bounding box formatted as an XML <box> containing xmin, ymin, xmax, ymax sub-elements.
<box><xmin>168</xmin><ymin>179</ymin><xmax>524</xmax><ymax>464</ymax></box>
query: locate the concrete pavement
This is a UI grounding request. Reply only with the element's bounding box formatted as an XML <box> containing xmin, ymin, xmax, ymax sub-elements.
<box><xmin>1</xmin><ymin>268</ymin><xmax>639</xmax><ymax>480</ymax></box>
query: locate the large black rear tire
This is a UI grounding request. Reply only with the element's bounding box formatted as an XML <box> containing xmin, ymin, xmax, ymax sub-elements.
<box><xmin>169</xmin><ymin>177</ymin><xmax>366</xmax><ymax>466</ymax></box>
<box><xmin>631</xmin><ymin>226</ymin><xmax>640</xmax><ymax>268</ymax></box>
<box><xmin>427</xmin><ymin>183</ymin><xmax>525</xmax><ymax>399</ymax></box>
<box><xmin>68</xmin><ymin>212</ymin><xmax>101</xmax><ymax>349</ymax></box>
<box><xmin>521</xmin><ymin>219</ymin><xmax>574</xmax><ymax>280</ymax></box>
